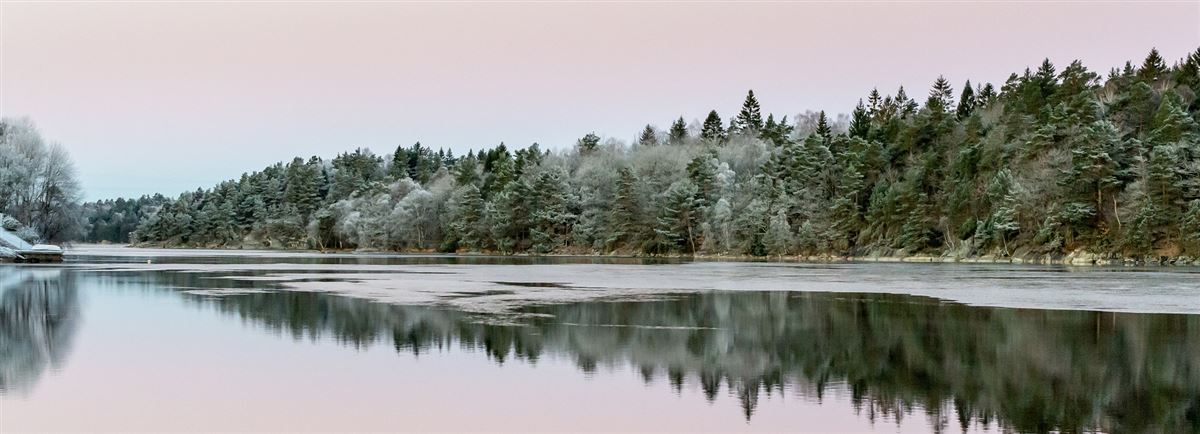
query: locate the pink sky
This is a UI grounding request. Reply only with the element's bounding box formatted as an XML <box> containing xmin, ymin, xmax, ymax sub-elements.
<box><xmin>2</xmin><ymin>2</ymin><xmax>1197</xmax><ymax>200</ymax></box>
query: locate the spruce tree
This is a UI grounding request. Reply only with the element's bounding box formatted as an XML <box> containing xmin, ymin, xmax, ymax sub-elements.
<box><xmin>867</xmin><ymin>88</ymin><xmax>882</xmax><ymax>115</ymax></box>
<box><xmin>814</xmin><ymin>111</ymin><xmax>832</xmax><ymax>141</ymax></box>
<box><xmin>895</xmin><ymin>86</ymin><xmax>918</xmax><ymax>117</ymax></box>
<box><xmin>1138</xmin><ymin>48</ymin><xmax>1167</xmax><ymax>83</ymax></box>
<box><xmin>530</xmin><ymin>168</ymin><xmax>574</xmax><ymax>253</ymax></box>
<box><xmin>638</xmin><ymin>124</ymin><xmax>658</xmax><ymax>146</ymax></box>
<box><xmin>607</xmin><ymin>167</ymin><xmax>641</xmax><ymax>250</ymax></box>
<box><xmin>648</xmin><ymin>181</ymin><xmax>702</xmax><ymax>254</ymax></box>
<box><xmin>701</xmin><ymin>110</ymin><xmax>725</xmax><ymax>141</ymax></box>
<box><xmin>956</xmin><ymin>80</ymin><xmax>976</xmax><ymax>120</ymax></box>
<box><xmin>976</xmin><ymin>83</ymin><xmax>997</xmax><ymax>106</ymax></box>
<box><xmin>927</xmin><ymin>76</ymin><xmax>955</xmax><ymax>114</ymax></box>
<box><xmin>449</xmin><ymin>185</ymin><xmax>487</xmax><ymax>251</ymax></box>
<box><xmin>849</xmin><ymin>101</ymin><xmax>871</xmax><ymax>139</ymax></box>
<box><xmin>668</xmin><ymin>117</ymin><xmax>688</xmax><ymax>145</ymax></box>
<box><xmin>731</xmin><ymin>90</ymin><xmax>764</xmax><ymax>134</ymax></box>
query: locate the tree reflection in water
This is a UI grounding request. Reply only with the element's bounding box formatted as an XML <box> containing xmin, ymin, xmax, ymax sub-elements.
<box><xmin>0</xmin><ymin>268</ymin><xmax>79</xmax><ymax>396</ymax></box>
<box><xmin>184</xmin><ymin>285</ymin><xmax>1199</xmax><ymax>433</ymax></box>
<box><xmin>2</xmin><ymin>267</ymin><xmax>1197</xmax><ymax>432</ymax></box>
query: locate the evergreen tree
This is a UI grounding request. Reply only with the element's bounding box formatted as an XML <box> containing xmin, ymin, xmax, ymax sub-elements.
<box><xmin>701</xmin><ymin>110</ymin><xmax>726</xmax><ymax>141</ymax></box>
<box><xmin>638</xmin><ymin>124</ymin><xmax>659</xmax><ymax>146</ymax></box>
<box><xmin>956</xmin><ymin>80</ymin><xmax>976</xmax><ymax>120</ymax></box>
<box><xmin>986</xmin><ymin>169</ymin><xmax>1020</xmax><ymax>255</ymax></box>
<box><xmin>814</xmin><ymin>111</ymin><xmax>832</xmax><ymax>142</ymax></box>
<box><xmin>530</xmin><ymin>168</ymin><xmax>575</xmax><ymax>253</ymax></box>
<box><xmin>867</xmin><ymin>88</ymin><xmax>882</xmax><ymax>115</ymax></box>
<box><xmin>1138</xmin><ymin>48</ymin><xmax>1168</xmax><ymax>83</ymax></box>
<box><xmin>927</xmin><ymin>76</ymin><xmax>955</xmax><ymax>114</ymax></box>
<box><xmin>976</xmin><ymin>83</ymin><xmax>997</xmax><ymax>106</ymax></box>
<box><xmin>764</xmin><ymin>209</ymin><xmax>793</xmax><ymax>256</ymax></box>
<box><xmin>607</xmin><ymin>167</ymin><xmax>641</xmax><ymax>250</ymax></box>
<box><xmin>849</xmin><ymin>101</ymin><xmax>871</xmax><ymax>139</ymax></box>
<box><xmin>448</xmin><ymin>185</ymin><xmax>487</xmax><ymax>251</ymax></box>
<box><xmin>647</xmin><ymin>181</ymin><xmax>702</xmax><ymax>254</ymax></box>
<box><xmin>895</xmin><ymin>86</ymin><xmax>918</xmax><ymax>117</ymax></box>
<box><xmin>731</xmin><ymin>90</ymin><xmax>764</xmax><ymax>134</ymax></box>
<box><xmin>668</xmin><ymin>117</ymin><xmax>688</xmax><ymax>145</ymax></box>
<box><xmin>577</xmin><ymin>132</ymin><xmax>601</xmax><ymax>153</ymax></box>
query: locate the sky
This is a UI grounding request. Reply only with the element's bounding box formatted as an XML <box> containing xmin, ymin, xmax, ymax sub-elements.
<box><xmin>1</xmin><ymin>2</ymin><xmax>1198</xmax><ymax>201</ymax></box>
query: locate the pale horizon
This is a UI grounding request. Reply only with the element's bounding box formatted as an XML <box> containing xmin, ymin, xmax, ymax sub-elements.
<box><xmin>2</xmin><ymin>1</ymin><xmax>1197</xmax><ymax>200</ymax></box>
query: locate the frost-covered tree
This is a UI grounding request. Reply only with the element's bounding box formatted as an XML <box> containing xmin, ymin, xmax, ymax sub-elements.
<box><xmin>104</xmin><ymin>47</ymin><xmax>1200</xmax><ymax>259</ymax></box>
<box><xmin>0</xmin><ymin>118</ymin><xmax>82</xmax><ymax>242</ymax></box>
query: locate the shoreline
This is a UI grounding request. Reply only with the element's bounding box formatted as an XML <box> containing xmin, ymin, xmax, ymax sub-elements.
<box><xmin>67</xmin><ymin>243</ymin><xmax>1199</xmax><ymax>267</ymax></box>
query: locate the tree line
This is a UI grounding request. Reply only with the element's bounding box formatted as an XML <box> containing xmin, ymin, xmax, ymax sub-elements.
<box><xmin>85</xmin><ymin>48</ymin><xmax>1200</xmax><ymax>259</ymax></box>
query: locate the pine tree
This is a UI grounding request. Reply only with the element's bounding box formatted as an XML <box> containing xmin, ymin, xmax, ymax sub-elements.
<box><xmin>686</xmin><ymin>154</ymin><xmax>718</xmax><ymax>207</ymax></box>
<box><xmin>976</xmin><ymin>83</ymin><xmax>997</xmax><ymax>106</ymax></box>
<box><xmin>488</xmin><ymin>178</ymin><xmax>532</xmax><ymax>253</ymax></box>
<box><xmin>830</xmin><ymin>157</ymin><xmax>865</xmax><ymax>248</ymax></box>
<box><xmin>701</xmin><ymin>110</ymin><xmax>725</xmax><ymax>141</ymax></box>
<box><xmin>449</xmin><ymin>185</ymin><xmax>487</xmax><ymax>251</ymax></box>
<box><xmin>1182</xmin><ymin>200</ymin><xmax>1200</xmax><ymax>253</ymax></box>
<box><xmin>956</xmin><ymin>80</ymin><xmax>976</xmax><ymax>120</ymax></box>
<box><xmin>1174</xmin><ymin>48</ymin><xmax>1200</xmax><ymax>99</ymax></box>
<box><xmin>927</xmin><ymin>75</ymin><xmax>955</xmax><ymax>114</ymax></box>
<box><xmin>867</xmin><ymin>88</ymin><xmax>882</xmax><ymax>115</ymax></box>
<box><xmin>731</xmin><ymin>90</ymin><xmax>764</xmax><ymax>134</ymax></box>
<box><xmin>1035</xmin><ymin>59</ymin><xmax>1058</xmax><ymax>99</ymax></box>
<box><xmin>986</xmin><ymin>169</ymin><xmax>1020</xmax><ymax>255</ymax></box>
<box><xmin>1149</xmin><ymin>93</ymin><xmax>1196</xmax><ymax>145</ymax></box>
<box><xmin>1138</xmin><ymin>48</ymin><xmax>1167</xmax><ymax>83</ymax></box>
<box><xmin>638</xmin><ymin>124</ymin><xmax>658</xmax><ymax>146</ymax></box>
<box><xmin>530</xmin><ymin>168</ymin><xmax>575</xmax><ymax>253</ymax></box>
<box><xmin>284</xmin><ymin>157</ymin><xmax>321</xmax><ymax>218</ymax></box>
<box><xmin>814</xmin><ymin>111</ymin><xmax>832</xmax><ymax>142</ymax></box>
<box><xmin>1061</xmin><ymin>120</ymin><xmax>1121</xmax><ymax>239</ymax></box>
<box><xmin>895</xmin><ymin>86</ymin><xmax>918</xmax><ymax>117</ymax></box>
<box><xmin>454</xmin><ymin>152</ymin><xmax>481</xmax><ymax>186</ymax></box>
<box><xmin>577</xmin><ymin>132</ymin><xmax>601</xmax><ymax>153</ymax></box>
<box><xmin>607</xmin><ymin>167</ymin><xmax>641</xmax><ymax>250</ymax></box>
<box><xmin>668</xmin><ymin>117</ymin><xmax>688</xmax><ymax>145</ymax></box>
<box><xmin>849</xmin><ymin>101</ymin><xmax>871</xmax><ymax>139</ymax></box>
<box><xmin>647</xmin><ymin>181</ymin><xmax>702</xmax><ymax>254</ymax></box>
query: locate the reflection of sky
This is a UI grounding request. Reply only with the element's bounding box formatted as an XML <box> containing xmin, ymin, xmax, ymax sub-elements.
<box><xmin>1</xmin><ymin>274</ymin><xmax>954</xmax><ymax>433</ymax></box>
<box><xmin>2</xmin><ymin>2</ymin><xmax>1197</xmax><ymax>200</ymax></box>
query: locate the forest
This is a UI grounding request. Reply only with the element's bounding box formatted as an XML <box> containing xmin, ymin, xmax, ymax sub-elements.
<box><xmin>75</xmin><ymin>48</ymin><xmax>1200</xmax><ymax>260</ymax></box>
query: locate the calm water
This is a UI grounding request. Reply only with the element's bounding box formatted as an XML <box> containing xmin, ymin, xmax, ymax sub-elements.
<box><xmin>2</xmin><ymin>248</ymin><xmax>1199</xmax><ymax>432</ymax></box>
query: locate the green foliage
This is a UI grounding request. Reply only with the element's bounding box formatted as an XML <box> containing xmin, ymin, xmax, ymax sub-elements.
<box><xmin>103</xmin><ymin>47</ymin><xmax>1200</xmax><ymax>258</ymax></box>
<box><xmin>700</xmin><ymin>110</ymin><xmax>725</xmax><ymax>141</ymax></box>
<box><xmin>730</xmin><ymin>90</ymin><xmax>764</xmax><ymax>134</ymax></box>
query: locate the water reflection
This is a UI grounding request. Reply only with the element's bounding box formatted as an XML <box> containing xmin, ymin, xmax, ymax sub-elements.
<box><xmin>4</xmin><ymin>265</ymin><xmax>1199</xmax><ymax>432</ymax></box>
<box><xmin>0</xmin><ymin>268</ymin><xmax>80</xmax><ymax>395</ymax></box>
<box><xmin>183</xmin><ymin>285</ymin><xmax>1200</xmax><ymax>433</ymax></box>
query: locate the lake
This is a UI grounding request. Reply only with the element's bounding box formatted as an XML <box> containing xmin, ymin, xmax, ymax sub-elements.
<box><xmin>2</xmin><ymin>246</ymin><xmax>1198</xmax><ymax>432</ymax></box>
